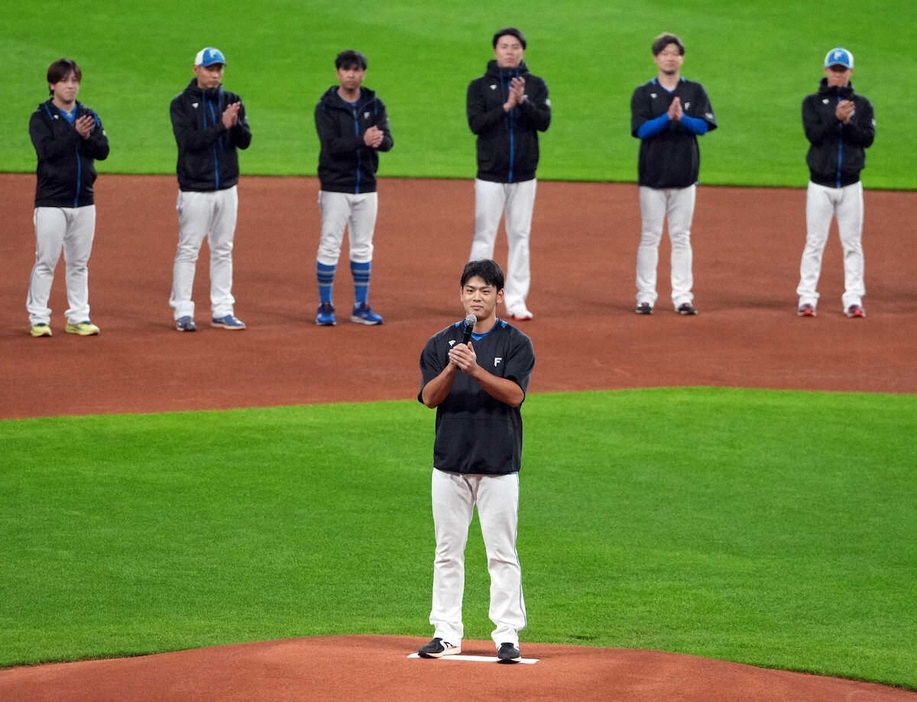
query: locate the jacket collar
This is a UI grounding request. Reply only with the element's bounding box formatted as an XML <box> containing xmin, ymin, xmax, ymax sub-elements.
<box><xmin>321</xmin><ymin>84</ymin><xmax>376</xmax><ymax>109</ymax></box>
<box><xmin>818</xmin><ymin>77</ymin><xmax>854</xmax><ymax>98</ymax></box>
<box><xmin>486</xmin><ymin>59</ymin><xmax>530</xmax><ymax>80</ymax></box>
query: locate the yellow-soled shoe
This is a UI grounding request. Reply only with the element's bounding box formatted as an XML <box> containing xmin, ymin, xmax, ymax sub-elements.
<box><xmin>65</xmin><ymin>321</ymin><xmax>100</xmax><ymax>336</ymax></box>
<box><xmin>30</xmin><ymin>324</ymin><xmax>53</xmax><ymax>337</ymax></box>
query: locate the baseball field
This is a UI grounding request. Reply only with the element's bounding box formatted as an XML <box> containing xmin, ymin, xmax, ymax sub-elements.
<box><xmin>1</xmin><ymin>1</ymin><xmax>916</xmax><ymax>700</ymax></box>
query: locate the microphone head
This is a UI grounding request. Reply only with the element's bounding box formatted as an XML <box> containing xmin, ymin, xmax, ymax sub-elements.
<box><xmin>460</xmin><ymin>314</ymin><xmax>477</xmax><ymax>344</ymax></box>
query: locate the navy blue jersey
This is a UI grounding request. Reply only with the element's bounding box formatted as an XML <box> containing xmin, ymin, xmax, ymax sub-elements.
<box><xmin>631</xmin><ymin>77</ymin><xmax>716</xmax><ymax>189</ymax></box>
<box><xmin>419</xmin><ymin>319</ymin><xmax>535</xmax><ymax>475</ymax></box>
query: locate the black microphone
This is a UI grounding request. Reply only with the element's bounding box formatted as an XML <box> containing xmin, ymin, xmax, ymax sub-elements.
<box><xmin>461</xmin><ymin>314</ymin><xmax>477</xmax><ymax>344</ymax></box>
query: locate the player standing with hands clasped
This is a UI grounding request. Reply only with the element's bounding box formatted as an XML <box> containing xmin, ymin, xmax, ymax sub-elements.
<box><xmin>417</xmin><ymin>259</ymin><xmax>535</xmax><ymax>664</ymax></box>
<box><xmin>169</xmin><ymin>47</ymin><xmax>252</xmax><ymax>332</ymax></box>
<box><xmin>314</xmin><ymin>50</ymin><xmax>393</xmax><ymax>326</ymax></box>
<box><xmin>796</xmin><ymin>48</ymin><xmax>875</xmax><ymax>319</ymax></box>
<box><xmin>27</xmin><ymin>58</ymin><xmax>110</xmax><ymax>338</ymax></box>
<box><xmin>467</xmin><ymin>28</ymin><xmax>551</xmax><ymax>322</ymax></box>
<box><xmin>631</xmin><ymin>33</ymin><xmax>717</xmax><ymax>316</ymax></box>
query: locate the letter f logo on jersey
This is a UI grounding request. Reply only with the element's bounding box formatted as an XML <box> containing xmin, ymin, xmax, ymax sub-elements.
<box><xmin>494</xmin><ymin>357</ymin><xmax>503</xmax><ymax>367</ymax></box>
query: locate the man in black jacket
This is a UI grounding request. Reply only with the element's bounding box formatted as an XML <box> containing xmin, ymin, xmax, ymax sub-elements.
<box><xmin>467</xmin><ymin>28</ymin><xmax>551</xmax><ymax>322</ymax></box>
<box><xmin>631</xmin><ymin>33</ymin><xmax>717</xmax><ymax>317</ymax></box>
<box><xmin>169</xmin><ymin>47</ymin><xmax>252</xmax><ymax>332</ymax></box>
<box><xmin>27</xmin><ymin>58</ymin><xmax>109</xmax><ymax>338</ymax></box>
<box><xmin>796</xmin><ymin>48</ymin><xmax>875</xmax><ymax>319</ymax></box>
<box><xmin>314</xmin><ymin>50</ymin><xmax>393</xmax><ymax>327</ymax></box>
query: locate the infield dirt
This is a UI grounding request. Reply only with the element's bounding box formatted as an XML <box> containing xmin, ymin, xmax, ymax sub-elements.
<box><xmin>1</xmin><ymin>175</ymin><xmax>915</xmax><ymax>420</ymax></box>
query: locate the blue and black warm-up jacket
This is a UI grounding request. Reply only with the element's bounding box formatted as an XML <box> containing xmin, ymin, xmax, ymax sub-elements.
<box><xmin>170</xmin><ymin>79</ymin><xmax>252</xmax><ymax>192</ymax></box>
<box><xmin>466</xmin><ymin>59</ymin><xmax>551</xmax><ymax>184</ymax></box>
<box><xmin>314</xmin><ymin>86</ymin><xmax>393</xmax><ymax>194</ymax></box>
<box><xmin>803</xmin><ymin>79</ymin><xmax>875</xmax><ymax>188</ymax></box>
<box><xmin>29</xmin><ymin>99</ymin><xmax>110</xmax><ymax>208</ymax></box>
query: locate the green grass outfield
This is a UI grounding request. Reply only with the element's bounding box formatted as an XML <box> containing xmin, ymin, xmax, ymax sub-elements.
<box><xmin>1</xmin><ymin>388</ymin><xmax>916</xmax><ymax>690</ymax></box>
<box><xmin>2</xmin><ymin>0</ymin><xmax>916</xmax><ymax>188</ymax></box>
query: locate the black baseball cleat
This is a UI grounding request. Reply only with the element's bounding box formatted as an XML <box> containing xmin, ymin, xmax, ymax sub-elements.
<box><xmin>677</xmin><ymin>302</ymin><xmax>698</xmax><ymax>315</ymax></box>
<box><xmin>417</xmin><ymin>637</ymin><xmax>461</xmax><ymax>658</ymax></box>
<box><xmin>635</xmin><ymin>302</ymin><xmax>653</xmax><ymax>315</ymax></box>
<box><xmin>497</xmin><ymin>642</ymin><xmax>521</xmax><ymax>663</ymax></box>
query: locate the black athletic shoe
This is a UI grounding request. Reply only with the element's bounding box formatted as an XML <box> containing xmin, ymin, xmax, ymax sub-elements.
<box><xmin>497</xmin><ymin>642</ymin><xmax>521</xmax><ymax>664</ymax></box>
<box><xmin>417</xmin><ymin>637</ymin><xmax>461</xmax><ymax>658</ymax></box>
<box><xmin>635</xmin><ymin>302</ymin><xmax>653</xmax><ymax>315</ymax></box>
<box><xmin>677</xmin><ymin>302</ymin><xmax>698</xmax><ymax>315</ymax></box>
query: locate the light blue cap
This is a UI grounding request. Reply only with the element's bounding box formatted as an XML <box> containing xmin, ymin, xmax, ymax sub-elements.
<box><xmin>195</xmin><ymin>47</ymin><xmax>226</xmax><ymax>67</ymax></box>
<box><xmin>824</xmin><ymin>47</ymin><xmax>853</xmax><ymax>69</ymax></box>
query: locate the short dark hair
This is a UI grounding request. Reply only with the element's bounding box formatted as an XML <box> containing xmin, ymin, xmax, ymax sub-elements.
<box><xmin>461</xmin><ymin>259</ymin><xmax>505</xmax><ymax>291</ymax></box>
<box><xmin>652</xmin><ymin>33</ymin><xmax>685</xmax><ymax>56</ymax></box>
<box><xmin>335</xmin><ymin>50</ymin><xmax>368</xmax><ymax>71</ymax></box>
<box><xmin>492</xmin><ymin>27</ymin><xmax>527</xmax><ymax>50</ymax></box>
<box><xmin>47</xmin><ymin>58</ymin><xmax>81</xmax><ymax>90</ymax></box>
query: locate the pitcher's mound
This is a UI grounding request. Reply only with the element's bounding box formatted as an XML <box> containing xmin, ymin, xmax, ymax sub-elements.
<box><xmin>1</xmin><ymin>635</ymin><xmax>915</xmax><ymax>702</ymax></box>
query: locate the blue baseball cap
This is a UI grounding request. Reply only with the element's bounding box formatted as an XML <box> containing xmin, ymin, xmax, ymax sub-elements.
<box><xmin>824</xmin><ymin>47</ymin><xmax>853</xmax><ymax>69</ymax></box>
<box><xmin>195</xmin><ymin>47</ymin><xmax>226</xmax><ymax>67</ymax></box>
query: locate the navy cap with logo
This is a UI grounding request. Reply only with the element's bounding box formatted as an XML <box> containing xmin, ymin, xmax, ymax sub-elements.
<box><xmin>195</xmin><ymin>47</ymin><xmax>226</xmax><ymax>67</ymax></box>
<box><xmin>824</xmin><ymin>47</ymin><xmax>853</xmax><ymax>69</ymax></box>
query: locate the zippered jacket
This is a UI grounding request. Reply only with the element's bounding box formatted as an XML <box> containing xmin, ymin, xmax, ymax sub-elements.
<box><xmin>631</xmin><ymin>77</ymin><xmax>717</xmax><ymax>189</ymax></box>
<box><xmin>170</xmin><ymin>79</ymin><xmax>252</xmax><ymax>192</ymax></box>
<box><xmin>466</xmin><ymin>60</ymin><xmax>551</xmax><ymax>184</ymax></box>
<box><xmin>315</xmin><ymin>86</ymin><xmax>393</xmax><ymax>194</ymax></box>
<box><xmin>803</xmin><ymin>79</ymin><xmax>875</xmax><ymax>188</ymax></box>
<box><xmin>29</xmin><ymin>99</ymin><xmax>109</xmax><ymax>208</ymax></box>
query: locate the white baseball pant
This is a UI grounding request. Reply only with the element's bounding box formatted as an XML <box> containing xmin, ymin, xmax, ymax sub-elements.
<box><xmin>170</xmin><ymin>187</ymin><xmax>238</xmax><ymax>320</ymax></box>
<box><xmin>636</xmin><ymin>185</ymin><xmax>696</xmax><ymax>309</ymax></box>
<box><xmin>317</xmin><ymin>191</ymin><xmax>377</xmax><ymax>266</ymax></box>
<box><xmin>429</xmin><ymin>469</ymin><xmax>526</xmax><ymax>647</ymax></box>
<box><xmin>470</xmin><ymin>178</ymin><xmax>537</xmax><ymax>315</ymax></box>
<box><xmin>797</xmin><ymin>181</ymin><xmax>865</xmax><ymax>310</ymax></box>
<box><xmin>27</xmin><ymin>205</ymin><xmax>96</xmax><ymax>325</ymax></box>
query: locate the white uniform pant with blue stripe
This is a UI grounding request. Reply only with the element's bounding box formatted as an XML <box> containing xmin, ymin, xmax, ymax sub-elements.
<box><xmin>470</xmin><ymin>178</ymin><xmax>537</xmax><ymax>315</ymax></box>
<box><xmin>27</xmin><ymin>205</ymin><xmax>96</xmax><ymax>326</ymax></box>
<box><xmin>429</xmin><ymin>469</ymin><xmax>526</xmax><ymax>648</ymax></box>
<box><xmin>797</xmin><ymin>181</ymin><xmax>865</xmax><ymax>310</ymax></box>
<box><xmin>636</xmin><ymin>185</ymin><xmax>696</xmax><ymax>309</ymax></box>
<box><xmin>316</xmin><ymin>191</ymin><xmax>377</xmax><ymax>266</ymax></box>
<box><xmin>170</xmin><ymin>187</ymin><xmax>238</xmax><ymax>320</ymax></box>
